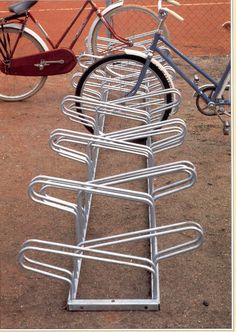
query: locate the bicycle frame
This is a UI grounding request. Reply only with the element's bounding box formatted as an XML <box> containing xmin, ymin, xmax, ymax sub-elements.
<box><xmin>154</xmin><ymin>34</ymin><xmax>230</xmax><ymax>104</ymax></box>
<box><xmin>133</xmin><ymin>31</ymin><xmax>230</xmax><ymax>106</ymax></box>
<box><xmin>1</xmin><ymin>0</ymin><xmax>130</xmax><ymax>54</ymax></box>
<box><xmin>29</xmin><ymin>0</ymin><xmax>97</xmax><ymax>50</ymax></box>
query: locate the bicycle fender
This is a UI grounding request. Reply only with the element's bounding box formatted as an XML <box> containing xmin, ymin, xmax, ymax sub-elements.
<box><xmin>124</xmin><ymin>49</ymin><xmax>175</xmax><ymax>88</ymax></box>
<box><xmin>3</xmin><ymin>23</ymin><xmax>49</xmax><ymax>52</ymax></box>
<box><xmin>86</xmin><ymin>1</ymin><xmax>124</xmax><ymax>53</ymax></box>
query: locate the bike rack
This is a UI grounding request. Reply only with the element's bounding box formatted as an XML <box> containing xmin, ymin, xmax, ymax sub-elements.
<box><xmin>18</xmin><ymin>75</ymin><xmax>203</xmax><ymax>311</ymax></box>
<box><xmin>72</xmin><ymin>46</ymin><xmax>176</xmax><ymax>89</ymax></box>
<box><xmin>61</xmin><ymin>87</ymin><xmax>181</xmax><ymax>135</ymax></box>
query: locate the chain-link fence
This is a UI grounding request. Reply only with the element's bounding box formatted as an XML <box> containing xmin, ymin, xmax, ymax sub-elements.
<box><xmin>111</xmin><ymin>0</ymin><xmax>231</xmax><ymax>56</ymax></box>
<box><xmin>0</xmin><ymin>0</ymin><xmax>230</xmax><ymax>56</ymax></box>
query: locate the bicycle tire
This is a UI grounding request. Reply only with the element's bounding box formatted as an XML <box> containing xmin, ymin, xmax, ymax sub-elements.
<box><xmin>75</xmin><ymin>53</ymin><xmax>173</xmax><ymax>141</ymax></box>
<box><xmin>0</xmin><ymin>27</ymin><xmax>47</xmax><ymax>101</ymax></box>
<box><xmin>91</xmin><ymin>5</ymin><xmax>169</xmax><ymax>55</ymax></box>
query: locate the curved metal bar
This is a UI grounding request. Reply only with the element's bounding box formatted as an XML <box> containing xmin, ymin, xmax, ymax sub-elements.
<box><xmin>49</xmin><ymin>131</ymin><xmax>93</xmax><ymax>167</ymax></box>
<box><xmin>60</xmin><ymin>88</ymin><xmax>181</xmax><ymax>133</ymax></box>
<box><xmin>62</xmin><ymin>95</ymin><xmax>150</xmax><ymax>123</ymax></box>
<box><xmin>74</xmin><ymin>49</ymin><xmax>174</xmax><ymax>78</ymax></box>
<box><xmin>48</xmin><ymin>118</ymin><xmax>186</xmax><ymax>167</ymax></box>
<box><xmin>105</xmin><ymin>118</ymin><xmax>186</xmax><ymax>149</ymax></box>
<box><xmin>28</xmin><ymin>157</ymin><xmax>195</xmax><ymax>219</ymax></box>
<box><xmin>49</xmin><ymin>129</ymin><xmax>153</xmax><ymax>160</ymax></box>
<box><xmin>76</xmin><ymin>73</ymin><xmax>151</xmax><ymax>97</ymax></box>
<box><xmin>79</xmin><ymin>221</ymin><xmax>203</xmax><ymax>254</ymax></box>
<box><xmin>154</xmin><ymin>223</ymin><xmax>204</xmax><ymax>263</ymax></box>
<box><xmin>28</xmin><ymin>176</ymin><xmax>79</xmax><ymax>215</ymax></box>
<box><xmin>152</xmin><ymin>162</ymin><xmax>197</xmax><ymax>200</ymax></box>
<box><xmin>17</xmin><ymin>239</ymin><xmax>156</xmax><ymax>282</ymax></box>
<box><xmin>60</xmin><ymin>96</ymin><xmax>97</xmax><ymax>130</ymax></box>
<box><xmin>28</xmin><ymin>175</ymin><xmax>154</xmax><ymax>210</ymax></box>
<box><xmin>91</xmin><ymin>161</ymin><xmax>196</xmax><ymax>201</ymax></box>
<box><xmin>18</xmin><ymin>220</ymin><xmax>203</xmax><ymax>287</ymax></box>
<box><xmin>18</xmin><ymin>241</ymin><xmax>73</xmax><ymax>286</ymax></box>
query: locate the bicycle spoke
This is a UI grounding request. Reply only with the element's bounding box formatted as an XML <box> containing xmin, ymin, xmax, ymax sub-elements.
<box><xmin>0</xmin><ymin>27</ymin><xmax>47</xmax><ymax>101</ymax></box>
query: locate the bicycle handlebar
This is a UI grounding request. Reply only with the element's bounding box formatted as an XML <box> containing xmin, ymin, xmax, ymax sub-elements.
<box><xmin>163</xmin><ymin>7</ymin><xmax>184</xmax><ymax>21</ymax></box>
<box><xmin>158</xmin><ymin>0</ymin><xmax>184</xmax><ymax>21</ymax></box>
<box><xmin>165</xmin><ymin>0</ymin><xmax>180</xmax><ymax>6</ymax></box>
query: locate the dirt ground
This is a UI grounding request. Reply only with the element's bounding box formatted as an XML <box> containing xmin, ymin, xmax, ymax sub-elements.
<box><xmin>0</xmin><ymin>55</ymin><xmax>231</xmax><ymax>329</ymax></box>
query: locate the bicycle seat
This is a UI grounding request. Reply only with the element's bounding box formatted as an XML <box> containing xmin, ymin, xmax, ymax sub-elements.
<box><xmin>9</xmin><ymin>0</ymin><xmax>38</xmax><ymax>15</ymax></box>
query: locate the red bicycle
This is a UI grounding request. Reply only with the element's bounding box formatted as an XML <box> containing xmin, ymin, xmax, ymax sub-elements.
<box><xmin>0</xmin><ymin>0</ymin><xmax>168</xmax><ymax>101</ymax></box>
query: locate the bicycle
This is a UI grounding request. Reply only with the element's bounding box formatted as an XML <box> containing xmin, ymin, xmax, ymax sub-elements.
<box><xmin>0</xmin><ymin>0</ymin><xmax>169</xmax><ymax>101</ymax></box>
<box><xmin>75</xmin><ymin>0</ymin><xmax>231</xmax><ymax>135</ymax></box>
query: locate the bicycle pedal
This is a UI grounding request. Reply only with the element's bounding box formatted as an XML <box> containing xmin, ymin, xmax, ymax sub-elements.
<box><xmin>218</xmin><ymin>108</ymin><xmax>226</xmax><ymax>115</ymax></box>
<box><xmin>223</xmin><ymin>120</ymin><xmax>230</xmax><ymax>135</ymax></box>
<box><xmin>194</xmin><ymin>75</ymin><xmax>200</xmax><ymax>85</ymax></box>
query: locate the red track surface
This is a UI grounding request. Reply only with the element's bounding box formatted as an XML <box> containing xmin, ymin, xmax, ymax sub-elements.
<box><xmin>0</xmin><ymin>0</ymin><xmax>231</xmax><ymax>55</ymax></box>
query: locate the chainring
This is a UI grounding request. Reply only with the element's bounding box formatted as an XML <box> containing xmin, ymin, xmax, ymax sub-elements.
<box><xmin>195</xmin><ymin>86</ymin><xmax>216</xmax><ymax>116</ymax></box>
<box><xmin>196</xmin><ymin>85</ymin><xmax>230</xmax><ymax>116</ymax></box>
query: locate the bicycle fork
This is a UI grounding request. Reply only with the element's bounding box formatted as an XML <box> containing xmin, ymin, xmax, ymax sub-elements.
<box><xmin>127</xmin><ymin>14</ymin><xmax>167</xmax><ymax>97</ymax></box>
<box><xmin>127</xmin><ymin>51</ymin><xmax>154</xmax><ymax>97</ymax></box>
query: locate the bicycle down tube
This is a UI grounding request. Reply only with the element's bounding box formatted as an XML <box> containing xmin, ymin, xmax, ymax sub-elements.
<box><xmin>34</xmin><ymin>1</ymin><xmax>96</xmax><ymax>50</ymax></box>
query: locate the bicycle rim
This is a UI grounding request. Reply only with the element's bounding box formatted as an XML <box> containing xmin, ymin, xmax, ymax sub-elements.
<box><xmin>0</xmin><ymin>27</ymin><xmax>47</xmax><ymax>101</ymax></box>
<box><xmin>91</xmin><ymin>5</ymin><xmax>169</xmax><ymax>55</ymax></box>
<box><xmin>76</xmin><ymin>54</ymin><xmax>172</xmax><ymax>138</ymax></box>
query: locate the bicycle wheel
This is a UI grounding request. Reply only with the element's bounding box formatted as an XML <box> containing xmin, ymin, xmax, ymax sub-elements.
<box><xmin>76</xmin><ymin>54</ymin><xmax>172</xmax><ymax>137</ymax></box>
<box><xmin>0</xmin><ymin>27</ymin><xmax>47</xmax><ymax>101</ymax></box>
<box><xmin>91</xmin><ymin>5</ymin><xmax>169</xmax><ymax>55</ymax></box>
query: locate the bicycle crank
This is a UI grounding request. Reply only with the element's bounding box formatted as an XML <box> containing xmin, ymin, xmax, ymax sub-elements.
<box><xmin>195</xmin><ymin>85</ymin><xmax>230</xmax><ymax>117</ymax></box>
<box><xmin>195</xmin><ymin>86</ymin><xmax>231</xmax><ymax>135</ymax></box>
<box><xmin>195</xmin><ymin>86</ymin><xmax>217</xmax><ymax>116</ymax></box>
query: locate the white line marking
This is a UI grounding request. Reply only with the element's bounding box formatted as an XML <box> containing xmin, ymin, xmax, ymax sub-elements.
<box><xmin>148</xmin><ymin>2</ymin><xmax>230</xmax><ymax>8</ymax></box>
<box><xmin>0</xmin><ymin>2</ymin><xmax>231</xmax><ymax>13</ymax></box>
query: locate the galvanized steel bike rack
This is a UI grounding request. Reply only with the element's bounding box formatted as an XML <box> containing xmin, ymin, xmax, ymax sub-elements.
<box><xmin>61</xmin><ymin>88</ymin><xmax>181</xmax><ymax>135</ymax></box>
<box><xmin>72</xmin><ymin>45</ymin><xmax>176</xmax><ymax>88</ymax></box>
<box><xmin>18</xmin><ymin>72</ymin><xmax>203</xmax><ymax>311</ymax></box>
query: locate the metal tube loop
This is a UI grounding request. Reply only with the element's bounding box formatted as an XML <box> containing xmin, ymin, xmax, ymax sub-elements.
<box><xmin>60</xmin><ymin>90</ymin><xmax>181</xmax><ymax>134</ymax></box>
<box><xmin>48</xmin><ymin>118</ymin><xmax>186</xmax><ymax>167</ymax></box>
<box><xmin>28</xmin><ymin>157</ymin><xmax>196</xmax><ymax>217</ymax></box>
<box><xmin>18</xmin><ymin>221</ymin><xmax>203</xmax><ymax>288</ymax></box>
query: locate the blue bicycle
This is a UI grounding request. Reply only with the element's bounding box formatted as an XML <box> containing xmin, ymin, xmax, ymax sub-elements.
<box><xmin>76</xmin><ymin>0</ymin><xmax>231</xmax><ymax>135</ymax></box>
